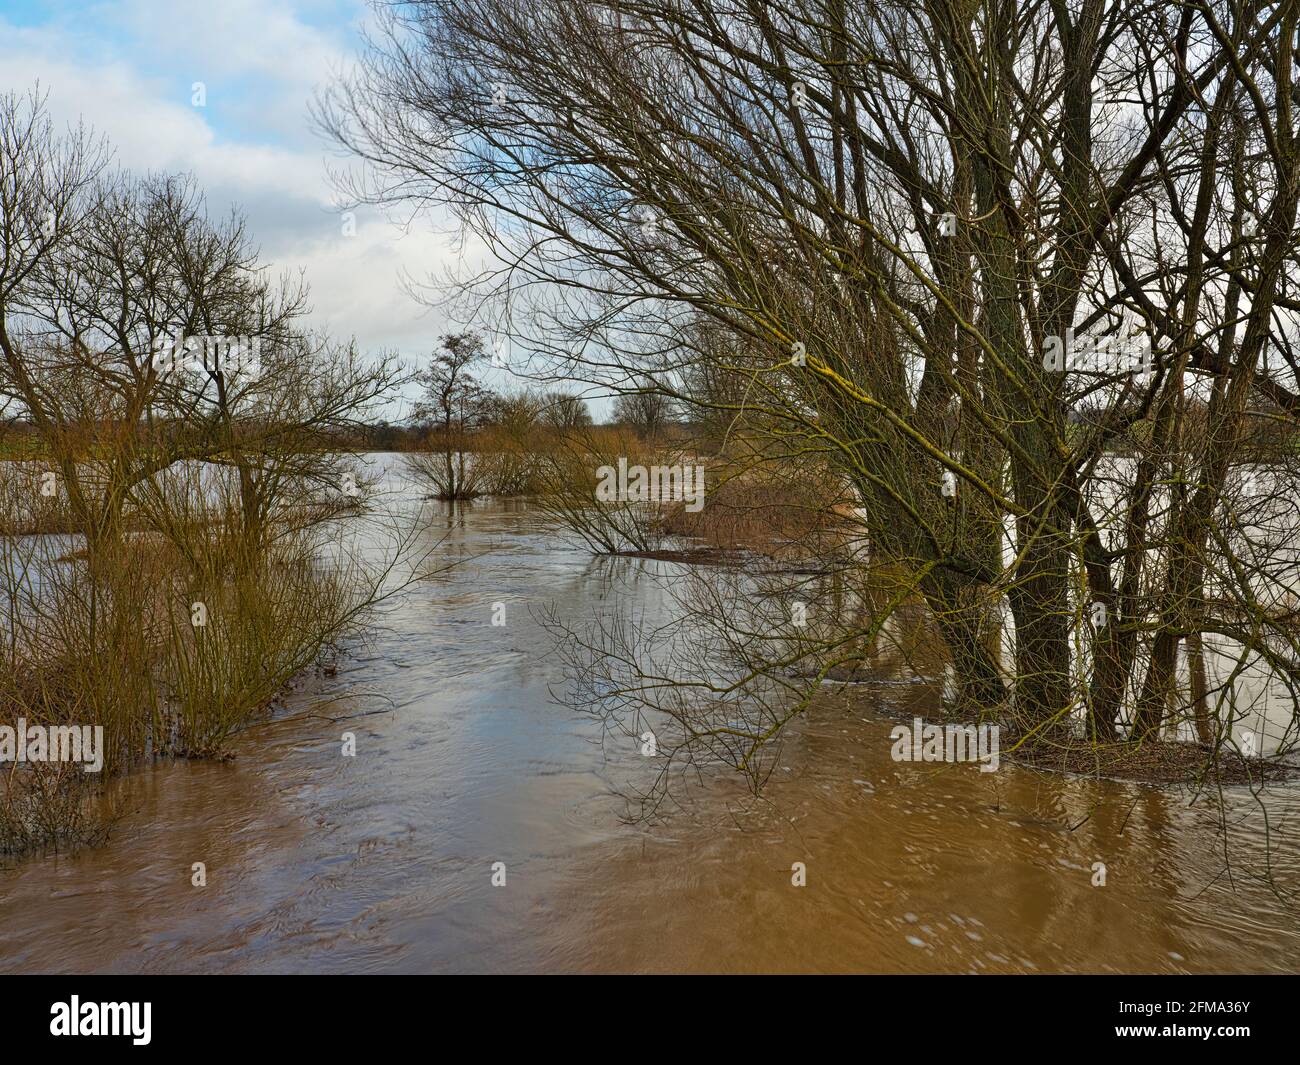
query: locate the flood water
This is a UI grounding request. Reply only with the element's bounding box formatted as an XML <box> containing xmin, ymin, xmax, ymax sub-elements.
<box><xmin>2</xmin><ymin>456</ymin><xmax>1299</xmax><ymax>973</ymax></box>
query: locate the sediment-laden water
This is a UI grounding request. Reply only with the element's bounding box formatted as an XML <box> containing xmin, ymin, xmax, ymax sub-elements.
<box><xmin>1</xmin><ymin>456</ymin><xmax>1298</xmax><ymax>973</ymax></box>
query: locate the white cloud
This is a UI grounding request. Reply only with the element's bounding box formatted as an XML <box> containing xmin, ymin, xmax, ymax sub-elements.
<box><xmin>0</xmin><ymin>2</ymin><xmax>467</xmax><ymax>397</ymax></box>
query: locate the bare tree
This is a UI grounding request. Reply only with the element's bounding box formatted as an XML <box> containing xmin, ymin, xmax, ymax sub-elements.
<box><xmin>539</xmin><ymin>390</ymin><xmax>593</xmax><ymax>431</ymax></box>
<box><xmin>0</xmin><ymin>88</ymin><xmax>416</xmax><ymax>852</ymax></box>
<box><xmin>318</xmin><ymin>1</ymin><xmax>1300</xmax><ymax>783</ymax></box>
<box><xmin>411</xmin><ymin>332</ymin><xmax>494</xmax><ymax>498</ymax></box>
<box><xmin>612</xmin><ymin>388</ymin><xmax>676</xmax><ymax>441</ymax></box>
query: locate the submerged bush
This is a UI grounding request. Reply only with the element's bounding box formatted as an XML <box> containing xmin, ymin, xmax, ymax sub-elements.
<box><xmin>0</xmin><ymin>463</ymin><xmax>387</xmax><ymax>856</ymax></box>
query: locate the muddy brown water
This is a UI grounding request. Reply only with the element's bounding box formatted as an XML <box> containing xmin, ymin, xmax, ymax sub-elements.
<box><xmin>2</xmin><ymin>472</ymin><xmax>1299</xmax><ymax>973</ymax></box>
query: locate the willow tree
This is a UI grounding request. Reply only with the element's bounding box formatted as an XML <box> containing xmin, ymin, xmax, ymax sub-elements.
<box><xmin>319</xmin><ymin>0</ymin><xmax>1300</xmax><ymax>759</ymax></box>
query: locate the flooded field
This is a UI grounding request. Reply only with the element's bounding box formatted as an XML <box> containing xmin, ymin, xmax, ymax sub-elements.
<box><xmin>2</xmin><ymin>460</ymin><xmax>1299</xmax><ymax>974</ymax></box>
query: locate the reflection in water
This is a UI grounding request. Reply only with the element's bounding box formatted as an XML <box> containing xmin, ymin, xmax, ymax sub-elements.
<box><xmin>1</xmin><ymin>459</ymin><xmax>1298</xmax><ymax>973</ymax></box>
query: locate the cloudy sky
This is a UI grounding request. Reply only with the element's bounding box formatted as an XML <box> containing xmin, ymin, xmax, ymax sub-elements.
<box><xmin>0</xmin><ymin>0</ymin><xmax>488</xmax><ymax>420</ymax></box>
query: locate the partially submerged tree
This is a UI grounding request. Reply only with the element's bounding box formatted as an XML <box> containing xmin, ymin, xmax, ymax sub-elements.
<box><xmin>0</xmin><ymin>88</ymin><xmax>415</xmax><ymax>852</ymax></box>
<box><xmin>319</xmin><ymin>1</ymin><xmax>1300</xmax><ymax>779</ymax></box>
<box><xmin>410</xmin><ymin>332</ymin><xmax>493</xmax><ymax>498</ymax></box>
<box><xmin>1</xmin><ymin>90</ymin><xmax>407</xmax><ymax>561</ymax></box>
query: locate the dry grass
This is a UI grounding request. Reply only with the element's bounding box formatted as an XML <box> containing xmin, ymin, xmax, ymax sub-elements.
<box><xmin>1001</xmin><ymin>727</ymin><xmax>1297</xmax><ymax>787</ymax></box>
<box><xmin>658</xmin><ymin>460</ymin><xmax>861</xmax><ymax>561</ymax></box>
<box><xmin>0</xmin><ymin>465</ymin><xmax>380</xmax><ymax>856</ymax></box>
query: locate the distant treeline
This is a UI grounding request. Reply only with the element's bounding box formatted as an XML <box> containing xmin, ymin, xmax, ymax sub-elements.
<box><xmin>0</xmin><ymin>415</ymin><xmax>699</xmax><ymax>456</ymax></box>
<box><xmin>9</xmin><ymin>400</ymin><xmax>1292</xmax><ymax>458</ymax></box>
